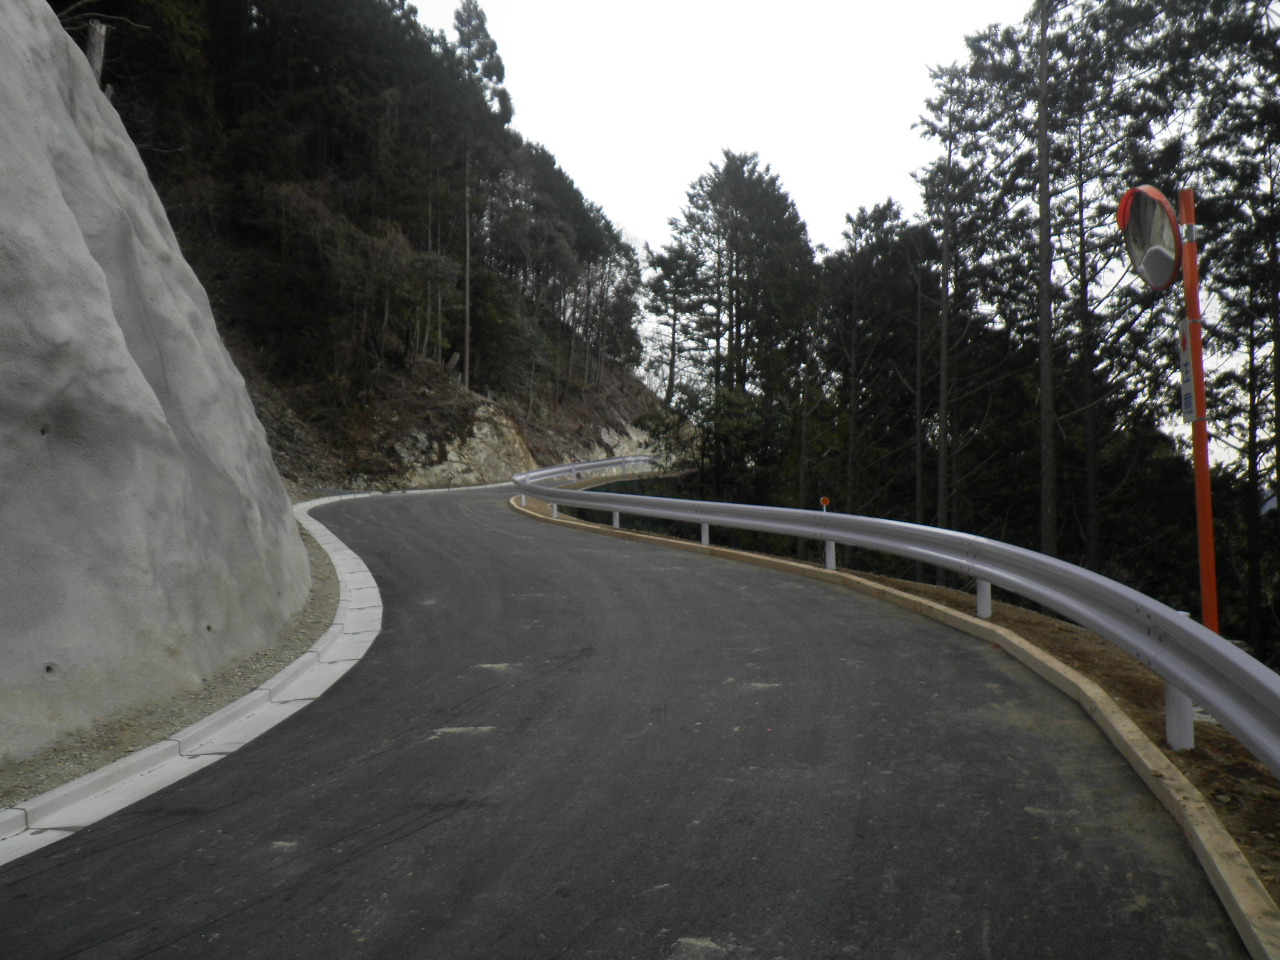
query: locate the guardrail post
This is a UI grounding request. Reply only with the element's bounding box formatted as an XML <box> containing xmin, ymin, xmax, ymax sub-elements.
<box><xmin>976</xmin><ymin>579</ymin><xmax>992</xmax><ymax>619</ymax></box>
<box><xmin>1165</xmin><ymin>682</ymin><xmax>1195</xmax><ymax>751</ymax></box>
<box><xmin>825</xmin><ymin>541</ymin><xmax>835</xmax><ymax>571</ymax></box>
<box><xmin>700</xmin><ymin>523</ymin><xmax>709</xmax><ymax>546</ymax></box>
<box><xmin>612</xmin><ymin>511</ymin><xmax>620</xmax><ymax>530</ymax></box>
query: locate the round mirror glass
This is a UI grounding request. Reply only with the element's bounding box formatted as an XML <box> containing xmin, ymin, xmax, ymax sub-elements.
<box><xmin>1119</xmin><ymin>186</ymin><xmax>1182</xmax><ymax>289</ymax></box>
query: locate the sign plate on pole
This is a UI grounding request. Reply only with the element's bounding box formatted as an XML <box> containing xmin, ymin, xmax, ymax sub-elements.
<box><xmin>1177</xmin><ymin>318</ymin><xmax>1195</xmax><ymax>423</ymax></box>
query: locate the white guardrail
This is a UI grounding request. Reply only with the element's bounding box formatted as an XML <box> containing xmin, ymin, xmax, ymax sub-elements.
<box><xmin>512</xmin><ymin>455</ymin><xmax>1280</xmax><ymax>778</ymax></box>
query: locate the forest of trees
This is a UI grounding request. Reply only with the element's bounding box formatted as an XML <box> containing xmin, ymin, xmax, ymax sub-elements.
<box><xmin>50</xmin><ymin>1</ymin><xmax>1277</xmax><ymax>657</ymax></box>
<box><xmin>52</xmin><ymin>0</ymin><xmax>642</xmax><ymax>405</ymax></box>
<box><xmin>643</xmin><ymin>0</ymin><xmax>1280</xmax><ymax>659</ymax></box>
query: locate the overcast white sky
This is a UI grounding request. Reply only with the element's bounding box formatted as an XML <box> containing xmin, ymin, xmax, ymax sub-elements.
<box><xmin>413</xmin><ymin>1</ymin><xmax>1034</xmax><ymax>255</ymax></box>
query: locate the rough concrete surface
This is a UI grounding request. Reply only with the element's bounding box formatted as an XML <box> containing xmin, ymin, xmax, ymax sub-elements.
<box><xmin>0</xmin><ymin>524</ymin><xmax>337</xmax><ymax>809</ymax></box>
<box><xmin>0</xmin><ymin>0</ymin><xmax>310</xmax><ymax>759</ymax></box>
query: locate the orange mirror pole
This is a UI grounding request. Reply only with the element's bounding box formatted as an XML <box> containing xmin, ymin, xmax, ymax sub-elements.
<box><xmin>1178</xmin><ymin>188</ymin><xmax>1220</xmax><ymax>633</ymax></box>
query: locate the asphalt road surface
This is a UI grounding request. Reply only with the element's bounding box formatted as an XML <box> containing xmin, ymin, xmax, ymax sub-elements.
<box><xmin>0</xmin><ymin>487</ymin><xmax>1251</xmax><ymax>959</ymax></box>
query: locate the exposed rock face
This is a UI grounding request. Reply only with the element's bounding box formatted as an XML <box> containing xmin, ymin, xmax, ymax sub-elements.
<box><xmin>397</xmin><ymin>404</ymin><xmax>539</xmax><ymax>488</ymax></box>
<box><xmin>0</xmin><ymin>0</ymin><xmax>310</xmax><ymax>759</ymax></box>
<box><xmin>552</xmin><ymin>423</ymin><xmax>652</xmax><ymax>467</ymax></box>
<box><xmin>394</xmin><ymin>404</ymin><xmax>652</xmax><ymax>488</ymax></box>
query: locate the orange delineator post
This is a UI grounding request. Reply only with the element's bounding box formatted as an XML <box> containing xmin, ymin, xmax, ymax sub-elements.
<box><xmin>1178</xmin><ymin>188</ymin><xmax>1220</xmax><ymax>634</ymax></box>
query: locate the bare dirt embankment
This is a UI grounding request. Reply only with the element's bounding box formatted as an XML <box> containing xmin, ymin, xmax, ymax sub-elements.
<box><xmin>222</xmin><ymin>322</ymin><xmax>660</xmax><ymax>493</ymax></box>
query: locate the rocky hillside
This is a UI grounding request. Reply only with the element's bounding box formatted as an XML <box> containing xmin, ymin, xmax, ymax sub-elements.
<box><xmin>222</xmin><ymin>322</ymin><xmax>661</xmax><ymax>495</ymax></box>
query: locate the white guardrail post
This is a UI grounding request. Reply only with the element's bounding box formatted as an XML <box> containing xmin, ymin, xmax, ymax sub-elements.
<box><xmin>1166</xmin><ymin>683</ymin><xmax>1196</xmax><ymax>751</ymax></box>
<box><xmin>976</xmin><ymin>579</ymin><xmax>992</xmax><ymax>619</ymax></box>
<box><xmin>513</xmin><ymin>456</ymin><xmax>1280</xmax><ymax>776</ymax></box>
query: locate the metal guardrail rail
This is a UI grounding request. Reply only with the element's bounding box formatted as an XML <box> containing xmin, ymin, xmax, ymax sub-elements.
<box><xmin>512</xmin><ymin>456</ymin><xmax>1280</xmax><ymax>778</ymax></box>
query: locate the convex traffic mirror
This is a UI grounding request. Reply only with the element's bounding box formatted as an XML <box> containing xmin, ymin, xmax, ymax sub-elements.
<box><xmin>1117</xmin><ymin>185</ymin><xmax>1183</xmax><ymax>289</ymax></box>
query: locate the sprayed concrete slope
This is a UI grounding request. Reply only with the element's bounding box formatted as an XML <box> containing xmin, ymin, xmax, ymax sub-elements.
<box><xmin>0</xmin><ymin>0</ymin><xmax>310</xmax><ymax>759</ymax></box>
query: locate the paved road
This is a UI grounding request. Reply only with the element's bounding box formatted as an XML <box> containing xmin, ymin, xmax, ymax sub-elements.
<box><xmin>0</xmin><ymin>487</ymin><xmax>1250</xmax><ymax>959</ymax></box>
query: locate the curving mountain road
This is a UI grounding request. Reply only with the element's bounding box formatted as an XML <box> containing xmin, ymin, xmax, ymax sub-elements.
<box><xmin>0</xmin><ymin>486</ymin><xmax>1250</xmax><ymax>958</ymax></box>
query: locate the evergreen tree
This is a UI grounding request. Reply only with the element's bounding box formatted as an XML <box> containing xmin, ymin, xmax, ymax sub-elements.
<box><xmin>48</xmin><ymin>0</ymin><xmax>643</xmax><ymax>407</ymax></box>
<box><xmin>819</xmin><ymin>202</ymin><xmax>936</xmax><ymax>523</ymax></box>
<box><xmin>643</xmin><ymin>240</ymin><xmax>702</xmax><ymax>407</ymax></box>
<box><xmin>661</xmin><ymin>152</ymin><xmax>817</xmax><ymax>501</ymax></box>
<box><xmin>453</xmin><ymin>0</ymin><xmax>512</xmax><ymax>125</ymax></box>
<box><xmin>1191</xmin><ymin>0</ymin><xmax>1280</xmax><ymax>655</ymax></box>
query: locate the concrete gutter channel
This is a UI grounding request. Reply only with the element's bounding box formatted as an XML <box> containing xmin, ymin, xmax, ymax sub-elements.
<box><xmin>509</xmin><ymin>491</ymin><xmax>1280</xmax><ymax>960</ymax></box>
<box><xmin>2</xmin><ymin>477</ymin><xmax>1276</xmax><ymax>956</ymax></box>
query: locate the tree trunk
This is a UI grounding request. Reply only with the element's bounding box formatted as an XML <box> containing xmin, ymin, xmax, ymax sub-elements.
<box><xmin>914</xmin><ymin>267</ymin><xmax>926</xmax><ymax>582</ymax></box>
<box><xmin>463</xmin><ymin>148</ymin><xmax>472</xmax><ymax>391</ymax></box>
<box><xmin>797</xmin><ymin>360</ymin><xmax>809</xmax><ymax>556</ymax></box>
<box><xmin>937</xmin><ymin>225</ymin><xmax>951</xmax><ymax>534</ymax></box>
<box><xmin>1078</xmin><ymin>179</ymin><xmax>1099</xmax><ymax>570</ymax></box>
<box><xmin>1246</xmin><ymin>327</ymin><xmax>1263</xmax><ymax>650</ymax></box>
<box><xmin>845</xmin><ymin>309</ymin><xmax>858</xmax><ymax>515</ymax></box>
<box><xmin>665</xmin><ymin>313</ymin><xmax>678</xmax><ymax>406</ymax></box>
<box><xmin>1270</xmin><ymin>222</ymin><xmax>1280</xmax><ymax>500</ymax></box>
<box><xmin>1036</xmin><ymin>0</ymin><xmax>1059</xmax><ymax>558</ymax></box>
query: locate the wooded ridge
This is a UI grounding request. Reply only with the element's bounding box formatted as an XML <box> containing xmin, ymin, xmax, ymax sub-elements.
<box><xmin>51</xmin><ymin>1</ymin><xmax>1279</xmax><ymax>660</ymax></box>
<box><xmin>52</xmin><ymin>0</ymin><xmax>652</xmax><ymax>484</ymax></box>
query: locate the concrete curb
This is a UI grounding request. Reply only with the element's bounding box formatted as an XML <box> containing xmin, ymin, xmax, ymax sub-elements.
<box><xmin>0</xmin><ymin>493</ymin><xmax>387</xmax><ymax>867</ymax></box>
<box><xmin>0</xmin><ymin>481</ymin><xmax>519</xmax><ymax>867</ymax></box>
<box><xmin>510</xmin><ymin>495</ymin><xmax>1280</xmax><ymax>960</ymax></box>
